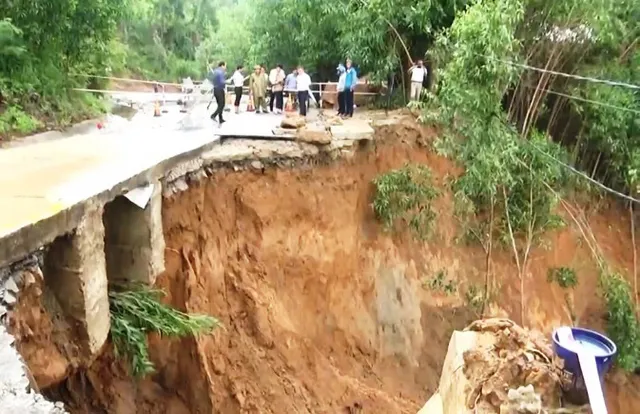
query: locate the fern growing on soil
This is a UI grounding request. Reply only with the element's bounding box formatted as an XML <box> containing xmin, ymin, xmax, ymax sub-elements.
<box><xmin>372</xmin><ymin>163</ymin><xmax>439</xmax><ymax>239</ymax></box>
<box><xmin>109</xmin><ymin>286</ymin><xmax>220</xmax><ymax>377</ymax></box>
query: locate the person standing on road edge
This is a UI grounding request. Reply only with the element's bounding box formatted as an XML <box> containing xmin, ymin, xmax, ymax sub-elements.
<box><xmin>231</xmin><ymin>65</ymin><xmax>246</xmax><ymax>114</ymax></box>
<box><xmin>336</xmin><ymin>64</ymin><xmax>346</xmax><ymax>116</ymax></box>
<box><xmin>284</xmin><ymin>68</ymin><xmax>298</xmax><ymax>109</ymax></box>
<box><xmin>249</xmin><ymin>65</ymin><xmax>269</xmax><ymax>113</ymax></box>
<box><xmin>296</xmin><ymin>65</ymin><xmax>311</xmax><ymax>117</ymax></box>
<box><xmin>259</xmin><ymin>65</ymin><xmax>270</xmax><ymax>111</ymax></box>
<box><xmin>408</xmin><ymin>59</ymin><xmax>428</xmax><ymax>102</ymax></box>
<box><xmin>269</xmin><ymin>64</ymin><xmax>286</xmax><ymax>114</ymax></box>
<box><xmin>343</xmin><ymin>59</ymin><xmax>358</xmax><ymax>118</ymax></box>
<box><xmin>209</xmin><ymin>61</ymin><xmax>227</xmax><ymax>125</ymax></box>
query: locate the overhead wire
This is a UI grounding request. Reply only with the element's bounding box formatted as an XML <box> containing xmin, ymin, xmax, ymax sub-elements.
<box><xmin>480</xmin><ymin>54</ymin><xmax>640</xmax><ymax>91</ymax></box>
<box><xmin>480</xmin><ymin>54</ymin><xmax>640</xmax><ymax>203</ymax></box>
<box><xmin>518</xmin><ymin>138</ymin><xmax>640</xmax><ymax>204</ymax></box>
<box><xmin>518</xmin><ymin>84</ymin><xmax>640</xmax><ymax>116</ymax></box>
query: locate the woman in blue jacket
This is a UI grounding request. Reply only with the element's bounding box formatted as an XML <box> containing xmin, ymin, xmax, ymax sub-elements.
<box><xmin>342</xmin><ymin>59</ymin><xmax>358</xmax><ymax>118</ymax></box>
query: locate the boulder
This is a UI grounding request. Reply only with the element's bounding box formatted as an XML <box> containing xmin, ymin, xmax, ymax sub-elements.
<box><xmin>281</xmin><ymin>115</ymin><xmax>306</xmax><ymax>129</ymax></box>
<box><xmin>296</xmin><ymin>126</ymin><xmax>331</xmax><ymax>145</ymax></box>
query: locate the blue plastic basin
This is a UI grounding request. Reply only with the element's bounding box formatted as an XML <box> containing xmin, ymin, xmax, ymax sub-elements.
<box><xmin>552</xmin><ymin>327</ymin><xmax>617</xmax><ymax>382</ymax></box>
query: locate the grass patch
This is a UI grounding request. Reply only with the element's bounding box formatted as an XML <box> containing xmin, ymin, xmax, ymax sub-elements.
<box><xmin>0</xmin><ymin>105</ymin><xmax>41</xmax><ymax>135</ymax></box>
<box><xmin>109</xmin><ymin>286</ymin><xmax>220</xmax><ymax>377</ymax></box>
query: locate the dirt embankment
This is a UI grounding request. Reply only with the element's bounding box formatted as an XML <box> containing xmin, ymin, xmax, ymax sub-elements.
<box><xmin>10</xmin><ymin>118</ymin><xmax>640</xmax><ymax>413</ymax></box>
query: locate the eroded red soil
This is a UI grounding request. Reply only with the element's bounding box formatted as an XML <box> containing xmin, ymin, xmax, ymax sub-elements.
<box><xmin>10</xmin><ymin>117</ymin><xmax>640</xmax><ymax>413</ymax></box>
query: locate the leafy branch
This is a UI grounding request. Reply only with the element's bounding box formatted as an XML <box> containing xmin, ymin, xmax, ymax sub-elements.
<box><xmin>109</xmin><ymin>286</ymin><xmax>220</xmax><ymax>377</ymax></box>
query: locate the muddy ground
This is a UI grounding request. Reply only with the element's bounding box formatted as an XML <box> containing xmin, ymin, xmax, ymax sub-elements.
<box><xmin>9</xmin><ymin>118</ymin><xmax>640</xmax><ymax>413</ymax></box>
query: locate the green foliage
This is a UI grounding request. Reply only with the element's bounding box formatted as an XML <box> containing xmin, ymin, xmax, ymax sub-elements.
<box><xmin>600</xmin><ymin>270</ymin><xmax>640</xmax><ymax>371</ymax></box>
<box><xmin>0</xmin><ymin>0</ymin><xmax>123</xmax><ymax>137</ymax></box>
<box><xmin>0</xmin><ymin>106</ymin><xmax>40</xmax><ymax>135</ymax></box>
<box><xmin>113</xmin><ymin>0</ymin><xmax>218</xmax><ymax>81</ymax></box>
<box><xmin>428</xmin><ymin>0</ymin><xmax>573</xmax><ymax>247</ymax></box>
<box><xmin>195</xmin><ymin>0</ymin><xmax>256</xmax><ymax>70</ymax></box>
<box><xmin>425</xmin><ymin>269</ymin><xmax>457</xmax><ymax>294</ymax></box>
<box><xmin>109</xmin><ymin>286</ymin><xmax>220</xmax><ymax>377</ymax></box>
<box><xmin>246</xmin><ymin>0</ymin><xmax>465</xmax><ymax>79</ymax></box>
<box><xmin>372</xmin><ymin>164</ymin><xmax>440</xmax><ymax>239</ymax></box>
<box><xmin>547</xmin><ymin>266</ymin><xmax>578</xmax><ymax>289</ymax></box>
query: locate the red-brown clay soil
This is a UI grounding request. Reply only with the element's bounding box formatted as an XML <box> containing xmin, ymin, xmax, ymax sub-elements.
<box><xmin>11</xmin><ymin>117</ymin><xmax>640</xmax><ymax>413</ymax></box>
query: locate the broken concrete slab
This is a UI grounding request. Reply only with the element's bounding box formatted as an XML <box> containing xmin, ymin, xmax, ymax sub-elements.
<box><xmin>253</xmin><ymin>141</ymin><xmax>319</xmax><ymax>159</ymax></box>
<box><xmin>296</xmin><ymin>124</ymin><xmax>332</xmax><ymax>145</ymax></box>
<box><xmin>44</xmin><ymin>206</ymin><xmax>110</xmax><ymax>360</ymax></box>
<box><xmin>329</xmin><ymin>122</ymin><xmax>374</xmax><ymax>140</ymax></box>
<box><xmin>202</xmin><ymin>145</ymin><xmax>255</xmax><ymax>163</ymax></box>
<box><xmin>103</xmin><ymin>182</ymin><xmax>165</xmax><ymax>286</ymax></box>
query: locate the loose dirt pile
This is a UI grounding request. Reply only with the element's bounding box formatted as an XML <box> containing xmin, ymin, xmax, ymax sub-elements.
<box><xmin>8</xmin><ymin>116</ymin><xmax>640</xmax><ymax>413</ymax></box>
<box><xmin>463</xmin><ymin>319</ymin><xmax>565</xmax><ymax>413</ymax></box>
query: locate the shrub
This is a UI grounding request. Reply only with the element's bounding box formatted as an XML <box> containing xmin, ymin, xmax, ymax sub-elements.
<box><xmin>372</xmin><ymin>163</ymin><xmax>439</xmax><ymax>239</ymax></box>
<box><xmin>547</xmin><ymin>267</ymin><xmax>578</xmax><ymax>289</ymax></box>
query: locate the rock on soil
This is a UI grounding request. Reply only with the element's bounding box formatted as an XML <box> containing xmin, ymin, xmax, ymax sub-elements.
<box><xmin>422</xmin><ymin>318</ymin><xmax>595</xmax><ymax>414</ymax></box>
<box><xmin>463</xmin><ymin>319</ymin><xmax>565</xmax><ymax>412</ymax></box>
<box><xmin>296</xmin><ymin>126</ymin><xmax>332</xmax><ymax>145</ymax></box>
<box><xmin>280</xmin><ymin>114</ymin><xmax>306</xmax><ymax>129</ymax></box>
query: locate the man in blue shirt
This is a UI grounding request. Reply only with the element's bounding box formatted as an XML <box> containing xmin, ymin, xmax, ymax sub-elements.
<box><xmin>284</xmin><ymin>68</ymin><xmax>298</xmax><ymax>109</ymax></box>
<box><xmin>208</xmin><ymin>61</ymin><xmax>227</xmax><ymax>125</ymax></box>
<box><xmin>343</xmin><ymin>58</ymin><xmax>358</xmax><ymax>118</ymax></box>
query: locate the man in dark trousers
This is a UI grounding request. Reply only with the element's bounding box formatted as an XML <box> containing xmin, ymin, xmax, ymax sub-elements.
<box><xmin>343</xmin><ymin>58</ymin><xmax>358</xmax><ymax>118</ymax></box>
<box><xmin>296</xmin><ymin>65</ymin><xmax>312</xmax><ymax>117</ymax></box>
<box><xmin>208</xmin><ymin>61</ymin><xmax>227</xmax><ymax>125</ymax></box>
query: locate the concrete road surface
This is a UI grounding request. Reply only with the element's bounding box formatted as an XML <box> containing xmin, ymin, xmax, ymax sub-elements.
<box><xmin>0</xmin><ymin>103</ymin><xmax>218</xmax><ymax>239</ymax></box>
<box><xmin>0</xmin><ymin>94</ymin><xmax>326</xmax><ymax>240</ymax></box>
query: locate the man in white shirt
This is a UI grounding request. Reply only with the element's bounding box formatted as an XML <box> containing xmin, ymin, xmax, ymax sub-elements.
<box><xmin>268</xmin><ymin>64</ymin><xmax>286</xmax><ymax>114</ymax></box>
<box><xmin>231</xmin><ymin>65</ymin><xmax>246</xmax><ymax>114</ymax></box>
<box><xmin>296</xmin><ymin>65</ymin><xmax>312</xmax><ymax>116</ymax></box>
<box><xmin>408</xmin><ymin>59</ymin><xmax>428</xmax><ymax>101</ymax></box>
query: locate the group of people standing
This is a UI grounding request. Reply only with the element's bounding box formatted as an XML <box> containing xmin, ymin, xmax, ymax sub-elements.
<box><xmin>207</xmin><ymin>61</ymin><xmax>314</xmax><ymax>125</ymax></box>
<box><xmin>207</xmin><ymin>57</ymin><xmax>428</xmax><ymax>125</ymax></box>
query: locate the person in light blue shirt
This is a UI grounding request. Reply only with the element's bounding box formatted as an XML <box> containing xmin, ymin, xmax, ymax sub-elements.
<box><xmin>284</xmin><ymin>68</ymin><xmax>298</xmax><ymax>108</ymax></box>
<box><xmin>342</xmin><ymin>59</ymin><xmax>358</xmax><ymax>118</ymax></box>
